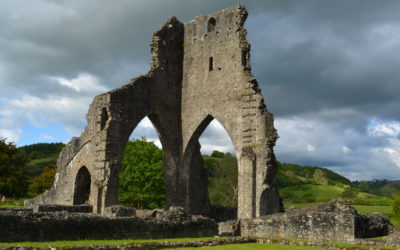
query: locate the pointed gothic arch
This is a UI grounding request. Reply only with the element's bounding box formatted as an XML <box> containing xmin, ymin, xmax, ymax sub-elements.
<box><xmin>119</xmin><ymin>116</ymin><xmax>166</xmax><ymax>209</ymax></box>
<box><xmin>181</xmin><ymin>114</ymin><xmax>240</xmax><ymax>215</ymax></box>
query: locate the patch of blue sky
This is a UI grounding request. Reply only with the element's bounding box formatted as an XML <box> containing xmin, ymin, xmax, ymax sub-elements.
<box><xmin>18</xmin><ymin>123</ymin><xmax>71</xmax><ymax>146</ymax></box>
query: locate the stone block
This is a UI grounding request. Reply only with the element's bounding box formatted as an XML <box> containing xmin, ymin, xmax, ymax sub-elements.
<box><xmin>103</xmin><ymin>205</ymin><xmax>136</xmax><ymax>217</ymax></box>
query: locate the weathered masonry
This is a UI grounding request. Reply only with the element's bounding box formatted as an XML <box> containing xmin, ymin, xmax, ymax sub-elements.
<box><xmin>26</xmin><ymin>6</ymin><xmax>283</xmax><ymax>219</ymax></box>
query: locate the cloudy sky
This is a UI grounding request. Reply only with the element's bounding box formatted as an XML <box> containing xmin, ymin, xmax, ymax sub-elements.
<box><xmin>1</xmin><ymin>0</ymin><xmax>400</xmax><ymax>180</ymax></box>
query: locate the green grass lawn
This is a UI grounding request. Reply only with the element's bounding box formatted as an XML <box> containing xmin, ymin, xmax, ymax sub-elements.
<box><xmin>0</xmin><ymin>204</ymin><xmax>25</xmax><ymax>208</ymax></box>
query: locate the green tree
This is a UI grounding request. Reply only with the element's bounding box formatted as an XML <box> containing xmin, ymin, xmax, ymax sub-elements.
<box><xmin>28</xmin><ymin>166</ymin><xmax>56</xmax><ymax>196</ymax></box>
<box><xmin>0</xmin><ymin>138</ymin><xmax>28</xmax><ymax>197</ymax></box>
<box><xmin>119</xmin><ymin>137</ymin><xmax>165</xmax><ymax>209</ymax></box>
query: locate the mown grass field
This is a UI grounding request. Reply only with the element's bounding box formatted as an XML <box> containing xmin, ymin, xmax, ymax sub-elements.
<box><xmin>280</xmin><ymin>184</ymin><xmax>344</xmax><ymax>203</ymax></box>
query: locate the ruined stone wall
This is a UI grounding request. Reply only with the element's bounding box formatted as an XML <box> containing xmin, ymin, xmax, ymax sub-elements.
<box><xmin>26</xmin><ymin>6</ymin><xmax>282</xmax><ymax>220</ymax></box>
<box><xmin>240</xmin><ymin>199</ymin><xmax>391</xmax><ymax>242</ymax></box>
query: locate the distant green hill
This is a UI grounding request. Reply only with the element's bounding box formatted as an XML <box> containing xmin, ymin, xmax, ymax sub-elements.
<box><xmin>277</xmin><ymin>161</ymin><xmax>350</xmax><ymax>203</ymax></box>
<box><xmin>276</xmin><ymin>161</ymin><xmax>392</xmax><ymax>205</ymax></box>
<box><xmin>19</xmin><ymin>143</ymin><xmax>64</xmax><ymax>181</ymax></box>
<box><xmin>19</xmin><ymin>143</ymin><xmax>64</xmax><ymax>161</ymax></box>
<box><xmin>204</xmin><ymin>151</ymin><xmax>394</xmax><ymax>207</ymax></box>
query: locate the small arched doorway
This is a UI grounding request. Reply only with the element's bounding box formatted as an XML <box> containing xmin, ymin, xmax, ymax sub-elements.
<box><xmin>73</xmin><ymin>166</ymin><xmax>91</xmax><ymax>205</ymax></box>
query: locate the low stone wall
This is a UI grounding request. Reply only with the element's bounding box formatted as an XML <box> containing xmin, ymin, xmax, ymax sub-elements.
<box><xmin>240</xmin><ymin>199</ymin><xmax>391</xmax><ymax>242</ymax></box>
<box><xmin>218</xmin><ymin>220</ymin><xmax>240</xmax><ymax>236</ymax></box>
<box><xmin>34</xmin><ymin>204</ymin><xmax>93</xmax><ymax>213</ymax></box>
<box><xmin>0</xmin><ymin>207</ymin><xmax>217</xmax><ymax>242</ymax></box>
<box><xmin>209</xmin><ymin>204</ymin><xmax>237</xmax><ymax>222</ymax></box>
<box><xmin>103</xmin><ymin>205</ymin><xmax>136</xmax><ymax>217</ymax></box>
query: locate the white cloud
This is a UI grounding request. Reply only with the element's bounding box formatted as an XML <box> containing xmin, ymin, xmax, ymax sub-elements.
<box><xmin>368</xmin><ymin>121</ymin><xmax>400</xmax><ymax>137</ymax></box>
<box><xmin>0</xmin><ymin>129</ymin><xmax>23</xmax><ymax>144</ymax></box>
<box><xmin>199</xmin><ymin>120</ymin><xmax>234</xmax><ymax>155</ymax></box>
<box><xmin>0</xmin><ymin>94</ymin><xmax>94</xmax><ymax>140</ymax></box>
<box><xmin>382</xmin><ymin>138</ymin><xmax>400</xmax><ymax>168</ymax></box>
<box><xmin>50</xmin><ymin>74</ymin><xmax>107</xmax><ymax>93</ymax></box>
<box><xmin>306</xmin><ymin>144</ymin><xmax>315</xmax><ymax>152</ymax></box>
<box><xmin>9</xmin><ymin>95</ymin><xmax>89</xmax><ymax>125</ymax></box>
<box><xmin>383</xmin><ymin>147</ymin><xmax>400</xmax><ymax>168</ymax></box>
<box><xmin>275</xmin><ymin>116</ymin><xmax>400</xmax><ymax>180</ymax></box>
<box><xmin>342</xmin><ymin>146</ymin><xmax>351</xmax><ymax>154</ymax></box>
<box><xmin>139</xmin><ymin>117</ymin><xmax>156</xmax><ymax>128</ymax></box>
<box><xmin>366</xmin><ymin>121</ymin><xmax>400</xmax><ymax>168</ymax></box>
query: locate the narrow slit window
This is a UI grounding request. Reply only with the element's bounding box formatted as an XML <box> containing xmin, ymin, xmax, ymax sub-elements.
<box><xmin>207</xmin><ymin>17</ymin><xmax>216</xmax><ymax>32</ymax></box>
<box><xmin>209</xmin><ymin>57</ymin><xmax>213</xmax><ymax>71</ymax></box>
<box><xmin>241</xmin><ymin>50</ymin><xmax>247</xmax><ymax>66</ymax></box>
<box><xmin>100</xmin><ymin>107</ymin><xmax>108</xmax><ymax>130</ymax></box>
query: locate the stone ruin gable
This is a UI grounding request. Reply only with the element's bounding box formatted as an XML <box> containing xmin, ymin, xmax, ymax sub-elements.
<box><xmin>181</xmin><ymin>6</ymin><xmax>282</xmax><ymax>218</ymax></box>
<box><xmin>26</xmin><ymin>5</ymin><xmax>282</xmax><ymax>219</ymax></box>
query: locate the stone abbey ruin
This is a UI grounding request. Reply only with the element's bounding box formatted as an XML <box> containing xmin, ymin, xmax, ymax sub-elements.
<box><xmin>26</xmin><ymin>5</ymin><xmax>282</xmax><ymax>219</ymax></box>
<box><xmin>0</xmin><ymin>5</ymin><xmax>392</xmax><ymax>244</ymax></box>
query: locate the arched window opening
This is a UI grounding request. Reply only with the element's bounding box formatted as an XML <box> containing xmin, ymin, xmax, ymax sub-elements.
<box><xmin>73</xmin><ymin>166</ymin><xmax>91</xmax><ymax>205</ymax></box>
<box><xmin>119</xmin><ymin>116</ymin><xmax>165</xmax><ymax>209</ymax></box>
<box><xmin>198</xmin><ymin>120</ymin><xmax>237</xmax><ymax>208</ymax></box>
<box><xmin>209</xmin><ymin>57</ymin><xmax>213</xmax><ymax>71</ymax></box>
<box><xmin>100</xmin><ymin>107</ymin><xmax>108</xmax><ymax>130</ymax></box>
<box><xmin>207</xmin><ymin>17</ymin><xmax>216</xmax><ymax>32</ymax></box>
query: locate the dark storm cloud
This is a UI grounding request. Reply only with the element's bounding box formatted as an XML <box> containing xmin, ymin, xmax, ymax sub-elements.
<box><xmin>1</xmin><ymin>0</ymin><xmax>400</xmax><ymax>180</ymax></box>
<box><xmin>247</xmin><ymin>0</ymin><xmax>400</xmax><ymax>119</ymax></box>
